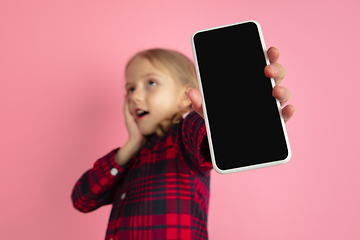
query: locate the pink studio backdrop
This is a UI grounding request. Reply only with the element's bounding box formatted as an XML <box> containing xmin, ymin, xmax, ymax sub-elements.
<box><xmin>1</xmin><ymin>0</ymin><xmax>359</xmax><ymax>239</ymax></box>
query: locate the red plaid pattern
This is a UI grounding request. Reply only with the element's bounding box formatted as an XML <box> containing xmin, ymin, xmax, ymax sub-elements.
<box><xmin>72</xmin><ymin>111</ymin><xmax>212</xmax><ymax>240</ymax></box>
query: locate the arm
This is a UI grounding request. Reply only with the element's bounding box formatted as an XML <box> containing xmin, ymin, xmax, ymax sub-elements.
<box><xmin>71</xmin><ymin>140</ymin><xmax>144</xmax><ymax>213</ymax></box>
<box><xmin>71</xmin><ymin>148</ymin><xmax>123</xmax><ymax>213</ymax></box>
<box><xmin>181</xmin><ymin>111</ymin><xmax>213</xmax><ymax>172</ymax></box>
<box><xmin>72</xmin><ymin>92</ymin><xmax>147</xmax><ymax>212</ymax></box>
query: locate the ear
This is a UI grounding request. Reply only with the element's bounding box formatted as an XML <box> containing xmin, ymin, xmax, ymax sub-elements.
<box><xmin>179</xmin><ymin>86</ymin><xmax>192</xmax><ymax>108</ymax></box>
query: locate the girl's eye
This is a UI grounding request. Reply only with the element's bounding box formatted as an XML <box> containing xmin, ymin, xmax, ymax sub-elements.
<box><xmin>148</xmin><ymin>80</ymin><xmax>157</xmax><ymax>87</ymax></box>
<box><xmin>127</xmin><ymin>88</ymin><xmax>135</xmax><ymax>94</ymax></box>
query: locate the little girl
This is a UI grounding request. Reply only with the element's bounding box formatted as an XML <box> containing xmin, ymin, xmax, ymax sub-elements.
<box><xmin>72</xmin><ymin>48</ymin><xmax>294</xmax><ymax>240</ymax></box>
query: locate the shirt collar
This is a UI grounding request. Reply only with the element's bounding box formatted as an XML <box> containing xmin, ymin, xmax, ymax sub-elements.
<box><xmin>145</xmin><ymin>111</ymin><xmax>191</xmax><ymax>144</ymax></box>
<box><xmin>182</xmin><ymin>111</ymin><xmax>190</xmax><ymax>119</ymax></box>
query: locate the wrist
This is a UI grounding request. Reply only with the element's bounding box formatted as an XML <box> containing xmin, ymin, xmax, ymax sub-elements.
<box><xmin>127</xmin><ymin>137</ymin><xmax>146</xmax><ymax>148</ymax></box>
<box><xmin>115</xmin><ymin>138</ymin><xmax>146</xmax><ymax>166</ymax></box>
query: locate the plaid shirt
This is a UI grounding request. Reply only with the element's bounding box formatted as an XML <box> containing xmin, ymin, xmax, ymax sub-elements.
<box><xmin>72</xmin><ymin>111</ymin><xmax>212</xmax><ymax>240</ymax></box>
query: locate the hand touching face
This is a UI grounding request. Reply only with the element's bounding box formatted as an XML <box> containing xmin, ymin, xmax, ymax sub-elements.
<box><xmin>125</xmin><ymin>57</ymin><xmax>185</xmax><ymax>136</ymax></box>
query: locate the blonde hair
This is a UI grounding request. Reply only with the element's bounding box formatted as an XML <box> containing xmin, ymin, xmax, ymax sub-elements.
<box><xmin>126</xmin><ymin>48</ymin><xmax>199</xmax><ymax>137</ymax></box>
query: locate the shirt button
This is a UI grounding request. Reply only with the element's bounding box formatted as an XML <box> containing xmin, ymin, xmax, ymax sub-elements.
<box><xmin>110</xmin><ymin>168</ymin><xmax>118</xmax><ymax>176</ymax></box>
<box><xmin>121</xmin><ymin>193</ymin><xmax>126</xmax><ymax>200</ymax></box>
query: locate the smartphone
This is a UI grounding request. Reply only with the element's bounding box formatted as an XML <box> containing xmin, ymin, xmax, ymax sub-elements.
<box><xmin>191</xmin><ymin>20</ymin><xmax>291</xmax><ymax>174</ymax></box>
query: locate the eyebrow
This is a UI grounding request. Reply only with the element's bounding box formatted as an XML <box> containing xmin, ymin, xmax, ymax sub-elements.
<box><xmin>142</xmin><ymin>73</ymin><xmax>161</xmax><ymax>78</ymax></box>
<box><xmin>125</xmin><ymin>73</ymin><xmax>161</xmax><ymax>89</ymax></box>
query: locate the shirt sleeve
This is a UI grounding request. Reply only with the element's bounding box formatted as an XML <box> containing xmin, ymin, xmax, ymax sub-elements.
<box><xmin>71</xmin><ymin>148</ymin><xmax>128</xmax><ymax>213</ymax></box>
<box><xmin>181</xmin><ymin>111</ymin><xmax>213</xmax><ymax>172</ymax></box>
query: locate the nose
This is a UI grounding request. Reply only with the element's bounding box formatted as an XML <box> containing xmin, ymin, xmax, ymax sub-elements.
<box><xmin>129</xmin><ymin>88</ymin><xmax>144</xmax><ymax>103</ymax></box>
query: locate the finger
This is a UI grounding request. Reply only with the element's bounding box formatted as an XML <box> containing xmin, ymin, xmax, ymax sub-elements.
<box><xmin>264</xmin><ymin>62</ymin><xmax>286</xmax><ymax>85</ymax></box>
<box><xmin>282</xmin><ymin>104</ymin><xmax>295</xmax><ymax>124</ymax></box>
<box><xmin>187</xmin><ymin>88</ymin><xmax>204</xmax><ymax>118</ymax></box>
<box><xmin>123</xmin><ymin>95</ymin><xmax>132</xmax><ymax>117</ymax></box>
<box><xmin>272</xmin><ymin>85</ymin><xmax>290</xmax><ymax>107</ymax></box>
<box><xmin>267</xmin><ymin>46</ymin><xmax>279</xmax><ymax>63</ymax></box>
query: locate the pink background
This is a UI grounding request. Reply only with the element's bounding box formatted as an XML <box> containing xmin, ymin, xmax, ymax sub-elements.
<box><xmin>1</xmin><ymin>0</ymin><xmax>359</xmax><ymax>239</ymax></box>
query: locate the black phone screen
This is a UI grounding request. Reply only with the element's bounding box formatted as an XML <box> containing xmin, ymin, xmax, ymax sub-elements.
<box><xmin>192</xmin><ymin>21</ymin><xmax>289</xmax><ymax>171</ymax></box>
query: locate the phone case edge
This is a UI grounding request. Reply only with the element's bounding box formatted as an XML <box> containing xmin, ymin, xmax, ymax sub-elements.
<box><xmin>191</xmin><ymin>20</ymin><xmax>292</xmax><ymax>174</ymax></box>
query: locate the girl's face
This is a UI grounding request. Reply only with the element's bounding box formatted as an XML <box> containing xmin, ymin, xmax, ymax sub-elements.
<box><xmin>125</xmin><ymin>57</ymin><xmax>188</xmax><ymax>136</ymax></box>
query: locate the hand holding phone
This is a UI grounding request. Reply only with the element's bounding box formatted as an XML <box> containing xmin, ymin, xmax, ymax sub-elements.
<box><xmin>191</xmin><ymin>20</ymin><xmax>291</xmax><ymax>174</ymax></box>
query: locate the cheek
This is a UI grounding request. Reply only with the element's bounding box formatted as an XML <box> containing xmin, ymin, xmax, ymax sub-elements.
<box><xmin>148</xmin><ymin>90</ymin><xmax>166</xmax><ymax>105</ymax></box>
<box><xmin>149</xmin><ymin>95</ymin><xmax>167</xmax><ymax>111</ymax></box>
<box><xmin>147</xmin><ymin>87</ymin><xmax>181</xmax><ymax>112</ymax></box>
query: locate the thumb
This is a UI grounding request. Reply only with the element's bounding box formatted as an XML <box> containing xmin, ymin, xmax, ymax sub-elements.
<box><xmin>188</xmin><ymin>88</ymin><xmax>204</xmax><ymax>119</ymax></box>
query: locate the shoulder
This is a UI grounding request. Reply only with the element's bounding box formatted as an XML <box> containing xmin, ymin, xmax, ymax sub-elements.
<box><xmin>169</xmin><ymin>110</ymin><xmax>207</xmax><ymax>148</ymax></box>
<box><xmin>181</xmin><ymin>111</ymin><xmax>205</xmax><ymax>133</ymax></box>
<box><xmin>157</xmin><ymin>111</ymin><xmax>205</xmax><ymax>147</ymax></box>
<box><xmin>165</xmin><ymin>111</ymin><xmax>204</xmax><ymax>137</ymax></box>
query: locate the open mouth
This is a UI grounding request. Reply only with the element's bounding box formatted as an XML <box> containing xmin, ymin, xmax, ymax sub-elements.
<box><xmin>136</xmin><ymin>109</ymin><xmax>149</xmax><ymax>118</ymax></box>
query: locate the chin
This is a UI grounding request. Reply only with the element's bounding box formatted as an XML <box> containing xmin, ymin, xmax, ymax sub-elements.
<box><xmin>141</xmin><ymin>128</ymin><xmax>156</xmax><ymax>138</ymax></box>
